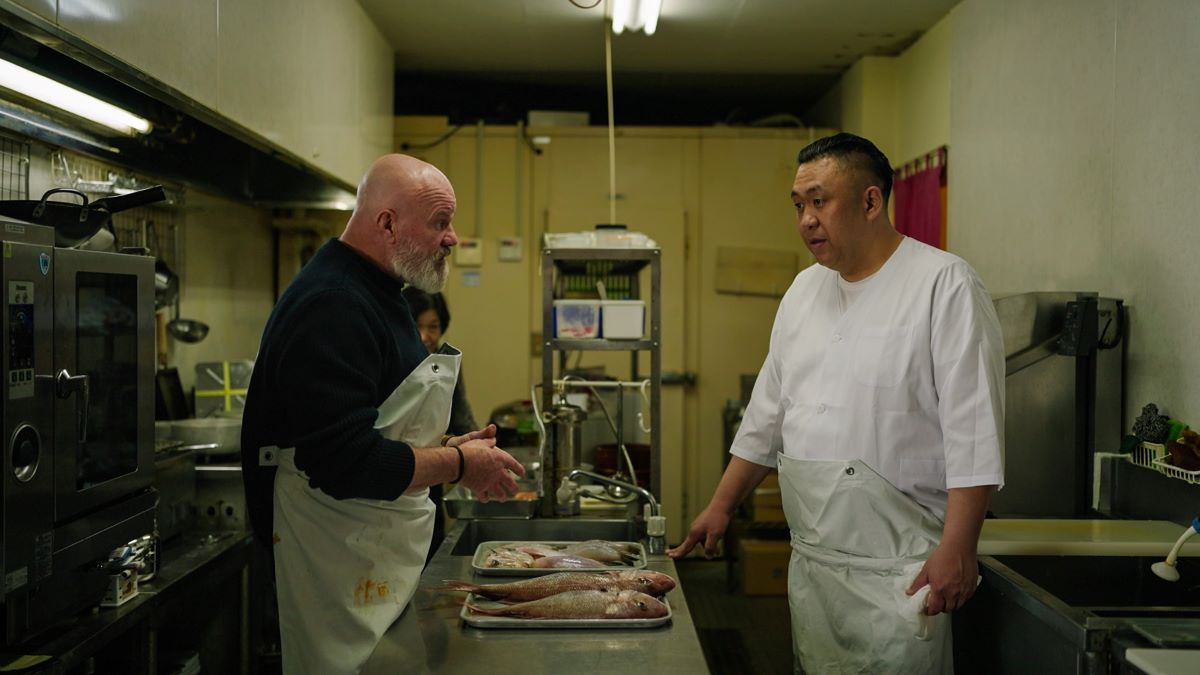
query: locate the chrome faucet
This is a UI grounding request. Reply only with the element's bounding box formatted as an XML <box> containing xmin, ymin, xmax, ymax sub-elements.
<box><xmin>560</xmin><ymin>469</ymin><xmax>666</xmax><ymax>555</ymax></box>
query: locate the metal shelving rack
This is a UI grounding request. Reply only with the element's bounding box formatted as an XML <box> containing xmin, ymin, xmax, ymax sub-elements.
<box><xmin>540</xmin><ymin>246</ymin><xmax>662</xmax><ymax>517</ymax></box>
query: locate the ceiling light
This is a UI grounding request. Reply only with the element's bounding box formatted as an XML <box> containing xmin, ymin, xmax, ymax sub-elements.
<box><xmin>0</xmin><ymin>57</ymin><xmax>151</xmax><ymax>135</ymax></box>
<box><xmin>611</xmin><ymin>0</ymin><xmax>661</xmax><ymax>35</ymax></box>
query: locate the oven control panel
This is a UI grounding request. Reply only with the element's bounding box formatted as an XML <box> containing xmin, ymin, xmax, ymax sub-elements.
<box><xmin>7</xmin><ymin>280</ymin><xmax>34</xmax><ymax>400</ymax></box>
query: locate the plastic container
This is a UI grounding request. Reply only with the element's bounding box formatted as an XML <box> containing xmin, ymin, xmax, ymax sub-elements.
<box><xmin>553</xmin><ymin>300</ymin><xmax>601</xmax><ymax>338</ymax></box>
<box><xmin>601</xmin><ymin>300</ymin><xmax>645</xmax><ymax>339</ymax></box>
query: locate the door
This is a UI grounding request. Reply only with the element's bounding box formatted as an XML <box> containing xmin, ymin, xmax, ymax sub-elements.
<box><xmin>53</xmin><ymin>249</ymin><xmax>155</xmax><ymax>523</ymax></box>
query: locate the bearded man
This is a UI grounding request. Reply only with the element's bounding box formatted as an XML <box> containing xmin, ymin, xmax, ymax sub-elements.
<box><xmin>241</xmin><ymin>154</ymin><xmax>523</xmax><ymax>675</ymax></box>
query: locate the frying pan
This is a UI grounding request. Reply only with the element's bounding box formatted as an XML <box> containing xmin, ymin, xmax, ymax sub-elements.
<box><xmin>0</xmin><ymin>185</ymin><xmax>167</xmax><ymax>247</ymax></box>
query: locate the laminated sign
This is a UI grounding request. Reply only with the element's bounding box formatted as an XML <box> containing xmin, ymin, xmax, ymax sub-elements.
<box><xmin>195</xmin><ymin>360</ymin><xmax>254</xmax><ymax>417</ymax></box>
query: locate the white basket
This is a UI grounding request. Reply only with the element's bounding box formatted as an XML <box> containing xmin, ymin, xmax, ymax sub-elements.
<box><xmin>1151</xmin><ymin>458</ymin><xmax>1200</xmax><ymax>485</ymax></box>
<box><xmin>1131</xmin><ymin>441</ymin><xmax>1166</xmax><ymax>469</ymax></box>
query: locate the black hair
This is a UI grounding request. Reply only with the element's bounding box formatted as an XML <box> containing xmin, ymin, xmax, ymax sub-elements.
<box><xmin>401</xmin><ymin>286</ymin><xmax>451</xmax><ymax>332</ymax></box>
<box><xmin>796</xmin><ymin>133</ymin><xmax>893</xmax><ymax>204</ymax></box>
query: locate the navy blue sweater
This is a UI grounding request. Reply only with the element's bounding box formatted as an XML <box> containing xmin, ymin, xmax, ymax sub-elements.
<box><xmin>241</xmin><ymin>239</ymin><xmax>428</xmax><ymax>546</ymax></box>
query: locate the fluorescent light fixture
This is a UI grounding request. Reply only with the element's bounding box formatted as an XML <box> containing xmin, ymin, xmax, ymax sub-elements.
<box><xmin>611</xmin><ymin>0</ymin><xmax>661</xmax><ymax>35</ymax></box>
<box><xmin>0</xmin><ymin>57</ymin><xmax>151</xmax><ymax>135</ymax></box>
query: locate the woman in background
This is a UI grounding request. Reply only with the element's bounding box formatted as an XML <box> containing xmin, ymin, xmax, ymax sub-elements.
<box><xmin>401</xmin><ymin>287</ymin><xmax>479</xmax><ymax>562</ymax></box>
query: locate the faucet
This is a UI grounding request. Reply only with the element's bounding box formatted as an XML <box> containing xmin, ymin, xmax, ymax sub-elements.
<box><xmin>560</xmin><ymin>469</ymin><xmax>667</xmax><ymax>555</ymax></box>
<box><xmin>1150</xmin><ymin>516</ymin><xmax>1200</xmax><ymax>582</ymax></box>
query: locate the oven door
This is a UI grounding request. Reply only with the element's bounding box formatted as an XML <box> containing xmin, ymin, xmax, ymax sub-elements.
<box><xmin>52</xmin><ymin>248</ymin><xmax>155</xmax><ymax>524</ymax></box>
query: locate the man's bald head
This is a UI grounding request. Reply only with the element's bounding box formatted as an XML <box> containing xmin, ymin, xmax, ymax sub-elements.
<box><xmin>340</xmin><ymin>154</ymin><xmax>458</xmax><ymax>287</ymax></box>
<box><xmin>353</xmin><ymin>154</ymin><xmax>449</xmax><ymax>217</ymax></box>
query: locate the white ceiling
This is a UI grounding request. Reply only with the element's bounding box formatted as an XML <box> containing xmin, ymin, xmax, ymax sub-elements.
<box><xmin>356</xmin><ymin>0</ymin><xmax>960</xmax><ymax>124</ymax></box>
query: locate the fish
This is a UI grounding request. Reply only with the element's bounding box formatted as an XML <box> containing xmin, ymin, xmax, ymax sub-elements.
<box><xmin>514</xmin><ymin>544</ymin><xmax>562</xmax><ymax>559</ymax></box>
<box><xmin>560</xmin><ymin>540</ymin><xmax>641</xmax><ymax>564</ymax></box>
<box><xmin>531</xmin><ymin>554</ymin><xmax>606</xmax><ymax>569</ymax></box>
<box><xmin>465</xmin><ymin>589</ymin><xmax>668</xmax><ymax>620</ymax></box>
<box><xmin>484</xmin><ymin>548</ymin><xmax>535</xmax><ymax>568</ymax></box>
<box><xmin>432</xmin><ymin>570</ymin><xmax>677</xmax><ymax>602</ymax></box>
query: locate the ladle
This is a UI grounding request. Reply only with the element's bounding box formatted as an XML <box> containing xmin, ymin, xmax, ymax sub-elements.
<box><xmin>1150</xmin><ymin>516</ymin><xmax>1200</xmax><ymax>582</ymax></box>
<box><xmin>164</xmin><ymin>223</ymin><xmax>209</xmax><ymax>343</ymax></box>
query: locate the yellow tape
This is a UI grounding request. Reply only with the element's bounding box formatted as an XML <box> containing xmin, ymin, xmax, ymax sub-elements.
<box><xmin>193</xmin><ymin>361</ymin><xmax>248</xmax><ymax>411</ymax></box>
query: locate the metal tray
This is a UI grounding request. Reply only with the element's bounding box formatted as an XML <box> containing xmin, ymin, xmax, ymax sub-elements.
<box><xmin>460</xmin><ymin>593</ymin><xmax>671</xmax><ymax>629</ymax></box>
<box><xmin>471</xmin><ymin>540</ymin><xmax>647</xmax><ymax>577</ymax></box>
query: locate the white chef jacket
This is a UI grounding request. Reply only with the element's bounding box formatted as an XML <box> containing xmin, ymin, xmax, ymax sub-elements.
<box><xmin>731</xmin><ymin>236</ymin><xmax>1005</xmax><ymax>519</ymax></box>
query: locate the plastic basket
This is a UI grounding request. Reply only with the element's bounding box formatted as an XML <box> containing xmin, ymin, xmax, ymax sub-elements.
<box><xmin>1131</xmin><ymin>442</ymin><xmax>1166</xmax><ymax>469</ymax></box>
<box><xmin>1151</xmin><ymin>458</ymin><xmax>1200</xmax><ymax>485</ymax></box>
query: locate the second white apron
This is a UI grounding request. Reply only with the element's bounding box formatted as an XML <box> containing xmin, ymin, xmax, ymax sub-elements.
<box><xmin>778</xmin><ymin>453</ymin><xmax>953</xmax><ymax>675</ymax></box>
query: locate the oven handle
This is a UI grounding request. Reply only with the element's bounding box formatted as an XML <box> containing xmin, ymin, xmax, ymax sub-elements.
<box><xmin>54</xmin><ymin>369</ymin><xmax>90</xmax><ymax>444</ymax></box>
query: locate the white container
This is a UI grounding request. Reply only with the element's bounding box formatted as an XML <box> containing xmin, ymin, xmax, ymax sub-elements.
<box><xmin>601</xmin><ymin>300</ymin><xmax>645</xmax><ymax>339</ymax></box>
<box><xmin>554</xmin><ymin>300</ymin><xmax>601</xmax><ymax>338</ymax></box>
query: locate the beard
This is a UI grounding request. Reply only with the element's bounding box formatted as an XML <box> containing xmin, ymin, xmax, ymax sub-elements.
<box><xmin>391</xmin><ymin>245</ymin><xmax>449</xmax><ymax>293</ymax></box>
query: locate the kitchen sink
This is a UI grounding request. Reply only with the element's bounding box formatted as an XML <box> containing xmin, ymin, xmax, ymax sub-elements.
<box><xmin>449</xmin><ymin>518</ymin><xmax>640</xmax><ymax>556</ymax></box>
<box><xmin>992</xmin><ymin>555</ymin><xmax>1200</xmax><ymax>609</ymax></box>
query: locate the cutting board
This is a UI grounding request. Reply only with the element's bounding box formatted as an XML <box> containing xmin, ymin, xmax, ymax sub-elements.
<box><xmin>978</xmin><ymin>519</ymin><xmax>1200</xmax><ymax>557</ymax></box>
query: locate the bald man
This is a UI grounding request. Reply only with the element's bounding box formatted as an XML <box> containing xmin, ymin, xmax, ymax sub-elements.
<box><xmin>241</xmin><ymin>155</ymin><xmax>523</xmax><ymax>675</ymax></box>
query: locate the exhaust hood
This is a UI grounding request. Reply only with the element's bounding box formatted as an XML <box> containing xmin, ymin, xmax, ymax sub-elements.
<box><xmin>0</xmin><ymin>11</ymin><xmax>356</xmax><ymax>209</ymax></box>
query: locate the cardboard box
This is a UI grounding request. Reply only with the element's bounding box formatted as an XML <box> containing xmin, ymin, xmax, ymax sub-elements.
<box><xmin>750</xmin><ymin>470</ymin><xmax>785</xmax><ymax>522</ymax></box>
<box><xmin>741</xmin><ymin>538</ymin><xmax>790</xmax><ymax>596</ymax></box>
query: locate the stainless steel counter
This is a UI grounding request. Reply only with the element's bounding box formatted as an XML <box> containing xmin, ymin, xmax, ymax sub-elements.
<box><xmin>360</xmin><ymin>520</ymin><xmax>709</xmax><ymax>675</ymax></box>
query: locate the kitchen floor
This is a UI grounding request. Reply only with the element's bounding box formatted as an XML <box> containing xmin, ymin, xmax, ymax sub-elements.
<box><xmin>675</xmin><ymin>560</ymin><xmax>794</xmax><ymax>675</ymax></box>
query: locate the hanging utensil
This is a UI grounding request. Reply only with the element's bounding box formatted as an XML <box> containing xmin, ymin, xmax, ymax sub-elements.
<box><xmin>164</xmin><ymin>222</ymin><xmax>209</xmax><ymax>343</ymax></box>
<box><xmin>0</xmin><ymin>185</ymin><xmax>167</xmax><ymax>247</ymax></box>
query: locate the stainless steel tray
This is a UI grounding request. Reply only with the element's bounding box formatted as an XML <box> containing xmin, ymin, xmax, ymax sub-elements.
<box><xmin>460</xmin><ymin>593</ymin><xmax>671</xmax><ymax>629</ymax></box>
<box><xmin>471</xmin><ymin>540</ymin><xmax>647</xmax><ymax>577</ymax></box>
<box><xmin>444</xmin><ymin>485</ymin><xmax>539</xmax><ymax>520</ymax></box>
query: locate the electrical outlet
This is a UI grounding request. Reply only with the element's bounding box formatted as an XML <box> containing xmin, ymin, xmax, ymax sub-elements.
<box><xmin>498</xmin><ymin>237</ymin><xmax>523</xmax><ymax>262</ymax></box>
<box><xmin>455</xmin><ymin>238</ymin><xmax>483</xmax><ymax>267</ymax></box>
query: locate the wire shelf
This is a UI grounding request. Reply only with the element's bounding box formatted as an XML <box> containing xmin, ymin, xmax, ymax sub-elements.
<box><xmin>49</xmin><ymin>150</ymin><xmax>183</xmax><ymax>267</ymax></box>
<box><xmin>0</xmin><ymin>131</ymin><xmax>30</xmax><ymax>200</ymax></box>
<box><xmin>1132</xmin><ymin>442</ymin><xmax>1200</xmax><ymax>485</ymax></box>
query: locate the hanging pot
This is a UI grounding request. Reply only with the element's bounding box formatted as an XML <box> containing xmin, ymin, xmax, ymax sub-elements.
<box><xmin>0</xmin><ymin>185</ymin><xmax>167</xmax><ymax>247</ymax></box>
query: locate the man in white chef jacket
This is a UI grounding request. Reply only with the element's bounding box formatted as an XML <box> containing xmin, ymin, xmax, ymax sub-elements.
<box><xmin>669</xmin><ymin>133</ymin><xmax>1004</xmax><ymax>674</ymax></box>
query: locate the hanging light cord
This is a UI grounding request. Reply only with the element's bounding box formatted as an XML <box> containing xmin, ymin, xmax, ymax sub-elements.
<box><xmin>604</xmin><ymin>3</ymin><xmax>617</xmax><ymax>225</ymax></box>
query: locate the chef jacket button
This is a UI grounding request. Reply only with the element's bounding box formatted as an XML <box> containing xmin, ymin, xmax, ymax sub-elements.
<box><xmin>845</xmin><ymin>466</ymin><xmax>855</xmax><ymax>476</ymax></box>
<box><xmin>833</xmin><ymin>333</ymin><xmax>842</xmax><ymax>342</ymax></box>
<box><xmin>432</xmin><ymin>364</ymin><xmax>440</xmax><ymax>373</ymax></box>
<box><xmin>817</xmin><ymin>404</ymin><xmax>827</xmax><ymax>413</ymax></box>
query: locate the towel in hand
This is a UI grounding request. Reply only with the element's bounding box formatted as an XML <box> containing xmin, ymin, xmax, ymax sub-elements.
<box><xmin>894</xmin><ymin>561</ymin><xmax>982</xmax><ymax>641</ymax></box>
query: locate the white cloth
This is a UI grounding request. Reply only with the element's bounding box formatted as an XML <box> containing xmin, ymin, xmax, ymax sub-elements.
<box><xmin>272</xmin><ymin>347</ymin><xmax>461</xmax><ymax>675</ymax></box>
<box><xmin>780</xmin><ymin>454</ymin><xmax>953</xmax><ymax>674</ymax></box>
<box><xmin>731</xmin><ymin>236</ymin><xmax>1005</xmax><ymax>519</ymax></box>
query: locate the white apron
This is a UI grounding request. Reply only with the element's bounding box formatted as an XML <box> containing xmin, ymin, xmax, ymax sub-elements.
<box><xmin>779</xmin><ymin>453</ymin><xmax>953</xmax><ymax>675</ymax></box>
<box><xmin>272</xmin><ymin>346</ymin><xmax>460</xmax><ymax>675</ymax></box>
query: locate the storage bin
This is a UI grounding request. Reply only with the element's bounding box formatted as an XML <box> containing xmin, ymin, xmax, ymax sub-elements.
<box><xmin>740</xmin><ymin>538</ymin><xmax>790</xmax><ymax>596</ymax></box>
<box><xmin>553</xmin><ymin>300</ymin><xmax>601</xmax><ymax>338</ymax></box>
<box><xmin>601</xmin><ymin>300</ymin><xmax>645</xmax><ymax>339</ymax></box>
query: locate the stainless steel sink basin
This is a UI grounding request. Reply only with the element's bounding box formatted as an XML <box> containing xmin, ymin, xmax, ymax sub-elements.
<box><xmin>993</xmin><ymin>555</ymin><xmax>1200</xmax><ymax>609</ymax></box>
<box><xmin>449</xmin><ymin>518</ymin><xmax>640</xmax><ymax>556</ymax></box>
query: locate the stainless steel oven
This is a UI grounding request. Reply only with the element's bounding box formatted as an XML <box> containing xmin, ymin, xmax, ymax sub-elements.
<box><xmin>1</xmin><ymin>220</ymin><xmax>156</xmax><ymax>644</ymax></box>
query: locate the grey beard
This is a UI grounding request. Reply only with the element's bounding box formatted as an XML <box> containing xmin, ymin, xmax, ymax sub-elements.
<box><xmin>392</xmin><ymin>247</ymin><xmax>448</xmax><ymax>293</ymax></box>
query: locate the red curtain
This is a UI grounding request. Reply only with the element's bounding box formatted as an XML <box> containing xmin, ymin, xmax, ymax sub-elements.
<box><xmin>893</xmin><ymin>146</ymin><xmax>947</xmax><ymax>249</ymax></box>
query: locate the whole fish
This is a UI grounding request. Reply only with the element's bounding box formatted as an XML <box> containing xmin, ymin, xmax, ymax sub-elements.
<box><xmin>433</xmin><ymin>570</ymin><xmax>676</xmax><ymax>602</ymax></box>
<box><xmin>484</xmin><ymin>548</ymin><xmax>535</xmax><ymax>568</ymax></box>
<box><xmin>465</xmin><ymin>589</ymin><xmax>668</xmax><ymax>620</ymax></box>
<box><xmin>515</xmin><ymin>544</ymin><xmax>562</xmax><ymax>559</ymax></box>
<box><xmin>560</xmin><ymin>540</ymin><xmax>640</xmax><ymax>564</ymax></box>
<box><xmin>532</xmin><ymin>554</ymin><xmax>606</xmax><ymax>569</ymax></box>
